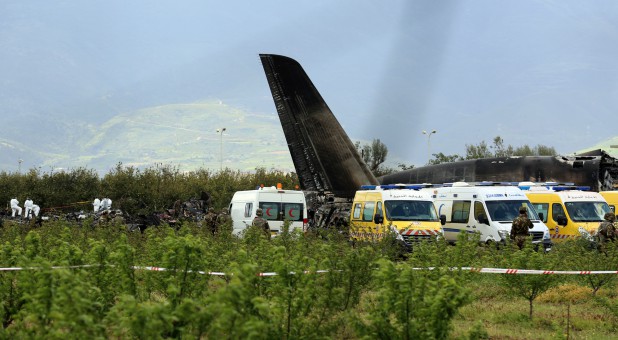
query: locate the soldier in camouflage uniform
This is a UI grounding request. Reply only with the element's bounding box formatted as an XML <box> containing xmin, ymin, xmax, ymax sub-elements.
<box><xmin>597</xmin><ymin>212</ymin><xmax>616</xmax><ymax>248</ymax></box>
<box><xmin>216</xmin><ymin>208</ymin><xmax>233</xmax><ymax>234</ymax></box>
<box><xmin>510</xmin><ymin>206</ymin><xmax>533</xmax><ymax>249</ymax></box>
<box><xmin>204</xmin><ymin>208</ymin><xmax>218</xmax><ymax>235</ymax></box>
<box><xmin>252</xmin><ymin>208</ymin><xmax>270</xmax><ymax>239</ymax></box>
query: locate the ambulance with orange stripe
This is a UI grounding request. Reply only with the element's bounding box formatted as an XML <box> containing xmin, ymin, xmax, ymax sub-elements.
<box><xmin>520</xmin><ymin>182</ymin><xmax>611</xmax><ymax>242</ymax></box>
<box><xmin>229</xmin><ymin>185</ymin><xmax>308</xmax><ymax>236</ymax></box>
<box><xmin>349</xmin><ymin>184</ymin><xmax>445</xmax><ymax>247</ymax></box>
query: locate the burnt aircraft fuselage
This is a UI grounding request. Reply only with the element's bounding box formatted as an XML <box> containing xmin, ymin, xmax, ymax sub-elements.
<box><xmin>379</xmin><ymin>152</ymin><xmax>618</xmax><ymax>192</ymax></box>
<box><xmin>259</xmin><ymin>54</ymin><xmax>618</xmax><ymax>200</ymax></box>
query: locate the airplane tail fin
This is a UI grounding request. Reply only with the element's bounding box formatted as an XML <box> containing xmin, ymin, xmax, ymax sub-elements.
<box><xmin>260</xmin><ymin>54</ymin><xmax>378</xmax><ymax>198</ymax></box>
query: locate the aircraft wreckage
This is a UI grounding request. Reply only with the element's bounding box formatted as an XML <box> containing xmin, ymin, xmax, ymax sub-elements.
<box><xmin>259</xmin><ymin>54</ymin><xmax>618</xmax><ymax>227</ymax></box>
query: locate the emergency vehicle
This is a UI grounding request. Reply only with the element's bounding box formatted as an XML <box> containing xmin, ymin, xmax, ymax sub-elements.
<box><xmin>349</xmin><ymin>184</ymin><xmax>444</xmax><ymax>246</ymax></box>
<box><xmin>520</xmin><ymin>182</ymin><xmax>611</xmax><ymax>242</ymax></box>
<box><xmin>430</xmin><ymin>182</ymin><xmax>552</xmax><ymax>249</ymax></box>
<box><xmin>599</xmin><ymin>191</ymin><xmax>618</xmax><ymax>214</ymax></box>
<box><xmin>228</xmin><ymin>185</ymin><xmax>308</xmax><ymax>236</ymax></box>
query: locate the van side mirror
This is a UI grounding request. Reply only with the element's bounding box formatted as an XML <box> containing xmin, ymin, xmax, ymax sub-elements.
<box><xmin>374</xmin><ymin>214</ymin><xmax>384</xmax><ymax>225</ymax></box>
<box><xmin>440</xmin><ymin>214</ymin><xmax>446</xmax><ymax>225</ymax></box>
<box><xmin>557</xmin><ymin>215</ymin><xmax>567</xmax><ymax>226</ymax></box>
<box><xmin>538</xmin><ymin>212</ymin><xmax>544</xmax><ymax>221</ymax></box>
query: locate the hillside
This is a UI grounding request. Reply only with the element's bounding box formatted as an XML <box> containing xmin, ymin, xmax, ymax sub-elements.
<box><xmin>0</xmin><ymin>101</ymin><xmax>295</xmax><ymax>174</ymax></box>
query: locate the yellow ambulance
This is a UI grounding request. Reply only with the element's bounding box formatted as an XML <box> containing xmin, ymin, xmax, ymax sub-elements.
<box><xmin>349</xmin><ymin>184</ymin><xmax>444</xmax><ymax>247</ymax></box>
<box><xmin>520</xmin><ymin>182</ymin><xmax>611</xmax><ymax>242</ymax></box>
<box><xmin>599</xmin><ymin>191</ymin><xmax>618</xmax><ymax>214</ymax></box>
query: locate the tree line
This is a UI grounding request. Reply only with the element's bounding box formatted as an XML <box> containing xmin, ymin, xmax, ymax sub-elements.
<box><xmin>356</xmin><ymin>136</ymin><xmax>557</xmax><ymax>176</ymax></box>
<box><xmin>0</xmin><ymin>163</ymin><xmax>299</xmax><ymax>217</ymax></box>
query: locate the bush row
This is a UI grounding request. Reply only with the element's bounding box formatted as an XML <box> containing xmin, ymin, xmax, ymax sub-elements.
<box><xmin>0</xmin><ymin>165</ymin><xmax>300</xmax><ymax>215</ymax></box>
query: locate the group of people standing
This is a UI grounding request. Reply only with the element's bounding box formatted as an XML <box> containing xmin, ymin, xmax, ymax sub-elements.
<box><xmin>9</xmin><ymin>197</ymin><xmax>40</xmax><ymax>219</ymax></box>
<box><xmin>92</xmin><ymin>198</ymin><xmax>113</xmax><ymax>213</ymax></box>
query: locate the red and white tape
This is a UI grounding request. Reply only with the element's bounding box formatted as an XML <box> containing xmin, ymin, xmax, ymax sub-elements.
<box><xmin>0</xmin><ymin>265</ymin><xmax>616</xmax><ymax>276</ymax></box>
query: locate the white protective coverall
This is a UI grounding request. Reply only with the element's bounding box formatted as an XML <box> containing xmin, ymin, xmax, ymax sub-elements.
<box><xmin>10</xmin><ymin>198</ymin><xmax>22</xmax><ymax>217</ymax></box>
<box><xmin>32</xmin><ymin>204</ymin><xmax>41</xmax><ymax>217</ymax></box>
<box><xmin>24</xmin><ymin>198</ymin><xmax>34</xmax><ymax>219</ymax></box>
<box><xmin>93</xmin><ymin>198</ymin><xmax>101</xmax><ymax>213</ymax></box>
<box><xmin>100</xmin><ymin>198</ymin><xmax>112</xmax><ymax>211</ymax></box>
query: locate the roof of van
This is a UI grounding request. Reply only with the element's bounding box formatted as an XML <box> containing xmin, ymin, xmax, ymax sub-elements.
<box><xmin>525</xmin><ymin>190</ymin><xmax>605</xmax><ymax>202</ymax></box>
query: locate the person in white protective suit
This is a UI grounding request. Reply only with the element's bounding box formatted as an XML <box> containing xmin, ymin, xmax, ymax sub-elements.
<box><xmin>32</xmin><ymin>203</ymin><xmax>41</xmax><ymax>217</ymax></box>
<box><xmin>100</xmin><ymin>197</ymin><xmax>112</xmax><ymax>211</ymax></box>
<box><xmin>24</xmin><ymin>198</ymin><xmax>34</xmax><ymax>219</ymax></box>
<box><xmin>10</xmin><ymin>198</ymin><xmax>22</xmax><ymax>218</ymax></box>
<box><xmin>93</xmin><ymin>198</ymin><xmax>101</xmax><ymax>213</ymax></box>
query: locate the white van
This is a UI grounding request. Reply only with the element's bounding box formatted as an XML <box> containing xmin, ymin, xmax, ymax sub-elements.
<box><xmin>229</xmin><ymin>186</ymin><xmax>308</xmax><ymax>236</ymax></box>
<box><xmin>429</xmin><ymin>182</ymin><xmax>552</xmax><ymax>249</ymax></box>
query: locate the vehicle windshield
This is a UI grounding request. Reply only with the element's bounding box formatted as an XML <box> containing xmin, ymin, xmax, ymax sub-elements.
<box><xmin>565</xmin><ymin>201</ymin><xmax>610</xmax><ymax>222</ymax></box>
<box><xmin>486</xmin><ymin>200</ymin><xmax>540</xmax><ymax>222</ymax></box>
<box><xmin>384</xmin><ymin>200</ymin><xmax>438</xmax><ymax>221</ymax></box>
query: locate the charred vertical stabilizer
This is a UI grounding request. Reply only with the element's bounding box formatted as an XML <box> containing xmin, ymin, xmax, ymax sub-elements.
<box><xmin>260</xmin><ymin>54</ymin><xmax>378</xmax><ymax>198</ymax></box>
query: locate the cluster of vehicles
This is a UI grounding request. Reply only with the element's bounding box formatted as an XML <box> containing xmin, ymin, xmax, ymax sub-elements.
<box><xmin>229</xmin><ymin>181</ymin><xmax>617</xmax><ymax>251</ymax></box>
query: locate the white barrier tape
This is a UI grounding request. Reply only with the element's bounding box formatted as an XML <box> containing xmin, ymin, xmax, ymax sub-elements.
<box><xmin>1</xmin><ymin>265</ymin><xmax>616</xmax><ymax>275</ymax></box>
<box><xmin>0</xmin><ymin>265</ymin><xmax>98</xmax><ymax>271</ymax></box>
<box><xmin>413</xmin><ymin>267</ymin><xmax>618</xmax><ymax>275</ymax></box>
<box><xmin>133</xmin><ymin>266</ymin><xmax>229</xmax><ymax>276</ymax></box>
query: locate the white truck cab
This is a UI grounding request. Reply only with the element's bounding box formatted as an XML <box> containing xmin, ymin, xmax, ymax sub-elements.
<box><xmin>428</xmin><ymin>182</ymin><xmax>552</xmax><ymax>249</ymax></box>
<box><xmin>229</xmin><ymin>186</ymin><xmax>308</xmax><ymax>236</ymax></box>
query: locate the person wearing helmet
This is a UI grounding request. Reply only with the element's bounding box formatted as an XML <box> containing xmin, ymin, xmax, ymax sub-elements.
<box><xmin>597</xmin><ymin>212</ymin><xmax>616</xmax><ymax>246</ymax></box>
<box><xmin>510</xmin><ymin>206</ymin><xmax>533</xmax><ymax>249</ymax></box>
<box><xmin>252</xmin><ymin>208</ymin><xmax>270</xmax><ymax>239</ymax></box>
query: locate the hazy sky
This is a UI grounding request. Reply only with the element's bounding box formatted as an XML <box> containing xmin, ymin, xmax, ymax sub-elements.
<box><xmin>2</xmin><ymin>0</ymin><xmax>618</xmax><ymax>168</ymax></box>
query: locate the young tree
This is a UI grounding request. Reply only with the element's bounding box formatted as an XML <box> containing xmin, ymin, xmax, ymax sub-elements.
<box><xmin>499</xmin><ymin>245</ymin><xmax>562</xmax><ymax>320</ymax></box>
<box><xmin>465</xmin><ymin>136</ymin><xmax>557</xmax><ymax>160</ymax></box>
<box><xmin>465</xmin><ymin>141</ymin><xmax>493</xmax><ymax>159</ymax></box>
<box><xmin>491</xmin><ymin>136</ymin><xmax>514</xmax><ymax>158</ymax></box>
<box><xmin>355</xmin><ymin>139</ymin><xmax>389</xmax><ymax>176</ymax></box>
<box><xmin>429</xmin><ymin>153</ymin><xmax>464</xmax><ymax>165</ymax></box>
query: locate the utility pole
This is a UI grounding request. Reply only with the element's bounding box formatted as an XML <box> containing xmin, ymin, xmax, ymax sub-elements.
<box><xmin>422</xmin><ymin>130</ymin><xmax>437</xmax><ymax>164</ymax></box>
<box><xmin>18</xmin><ymin>159</ymin><xmax>23</xmax><ymax>174</ymax></box>
<box><xmin>216</xmin><ymin>128</ymin><xmax>226</xmax><ymax>171</ymax></box>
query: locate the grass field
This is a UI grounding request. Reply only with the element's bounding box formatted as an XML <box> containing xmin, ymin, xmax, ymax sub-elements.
<box><xmin>451</xmin><ymin>278</ymin><xmax>617</xmax><ymax>339</ymax></box>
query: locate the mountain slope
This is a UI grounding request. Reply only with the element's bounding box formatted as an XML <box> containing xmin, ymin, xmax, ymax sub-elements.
<box><xmin>0</xmin><ymin>101</ymin><xmax>294</xmax><ymax>174</ymax></box>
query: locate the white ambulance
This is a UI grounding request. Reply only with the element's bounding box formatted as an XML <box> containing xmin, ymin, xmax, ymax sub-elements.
<box><xmin>429</xmin><ymin>182</ymin><xmax>552</xmax><ymax>249</ymax></box>
<box><xmin>228</xmin><ymin>186</ymin><xmax>308</xmax><ymax>236</ymax></box>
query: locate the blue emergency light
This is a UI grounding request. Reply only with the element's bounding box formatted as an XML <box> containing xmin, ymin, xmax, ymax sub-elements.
<box><xmin>477</xmin><ymin>181</ymin><xmax>519</xmax><ymax>186</ymax></box>
<box><xmin>551</xmin><ymin>185</ymin><xmax>590</xmax><ymax>192</ymax></box>
<box><xmin>360</xmin><ymin>184</ymin><xmax>434</xmax><ymax>190</ymax></box>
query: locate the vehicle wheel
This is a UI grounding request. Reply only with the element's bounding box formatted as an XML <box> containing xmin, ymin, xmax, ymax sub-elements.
<box><xmin>485</xmin><ymin>239</ymin><xmax>500</xmax><ymax>250</ymax></box>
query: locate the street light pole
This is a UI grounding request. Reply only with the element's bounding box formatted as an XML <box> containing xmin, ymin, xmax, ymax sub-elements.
<box><xmin>216</xmin><ymin>128</ymin><xmax>226</xmax><ymax>171</ymax></box>
<box><xmin>422</xmin><ymin>130</ymin><xmax>437</xmax><ymax>164</ymax></box>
